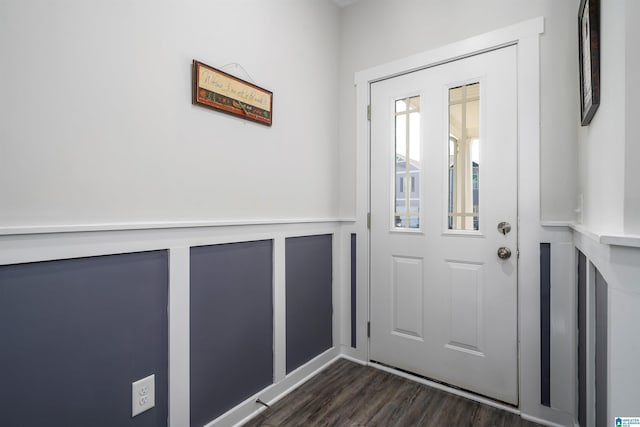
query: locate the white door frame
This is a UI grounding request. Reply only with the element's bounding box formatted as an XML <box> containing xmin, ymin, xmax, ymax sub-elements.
<box><xmin>353</xmin><ymin>17</ymin><xmax>548</xmax><ymax>420</ymax></box>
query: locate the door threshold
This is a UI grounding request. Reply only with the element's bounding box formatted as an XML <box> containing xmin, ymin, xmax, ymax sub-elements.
<box><xmin>368</xmin><ymin>360</ymin><xmax>520</xmax><ymax>415</ymax></box>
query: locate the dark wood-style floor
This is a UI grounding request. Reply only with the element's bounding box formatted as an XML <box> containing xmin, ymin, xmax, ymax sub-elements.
<box><xmin>243</xmin><ymin>358</ymin><xmax>544</xmax><ymax>427</ymax></box>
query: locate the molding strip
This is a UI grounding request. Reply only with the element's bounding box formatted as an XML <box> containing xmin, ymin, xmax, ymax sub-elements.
<box><xmin>0</xmin><ymin>218</ymin><xmax>356</xmax><ymax>237</ymax></box>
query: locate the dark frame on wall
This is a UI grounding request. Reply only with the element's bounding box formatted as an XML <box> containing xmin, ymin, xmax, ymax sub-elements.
<box><xmin>578</xmin><ymin>0</ymin><xmax>600</xmax><ymax>126</ymax></box>
<box><xmin>192</xmin><ymin>60</ymin><xmax>273</xmax><ymax>126</ymax></box>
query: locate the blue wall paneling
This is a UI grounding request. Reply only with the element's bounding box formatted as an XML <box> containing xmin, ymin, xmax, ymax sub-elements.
<box><xmin>577</xmin><ymin>251</ymin><xmax>587</xmax><ymax>426</ymax></box>
<box><xmin>0</xmin><ymin>251</ymin><xmax>169</xmax><ymax>427</ymax></box>
<box><xmin>540</xmin><ymin>242</ymin><xmax>551</xmax><ymax>407</ymax></box>
<box><xmin>350</xmin><ymin>233</ymin><xmax>356</xmax><ymax>348</ymax></box>
<box><xmin>595</xmin><ymin>268</ymin><xmax>608</xmax><ymax>427</ymax></box>
<box><xmin>190</xmin><ymin>240</ymin><xmax>274</xmax><ymax>426</ymax></box>
<box><xmin>285</xmin><ymin>234</ymin><xmax>333</xmax><ymax>374</ymax></box>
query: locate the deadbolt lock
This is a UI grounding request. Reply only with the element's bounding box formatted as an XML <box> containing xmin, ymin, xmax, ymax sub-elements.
<box><xmin>497</xmin><ymin>221</ymin><xmax>512</xmax><ymax>235</ymax></box>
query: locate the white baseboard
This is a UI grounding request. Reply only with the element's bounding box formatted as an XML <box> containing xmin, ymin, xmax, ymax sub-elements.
<box><xmin>520</xmin><ymin>413</ymin><xmax>573</xmax><ymax>427</ymax></box>
<box><xmin>201</xmin><ymin>347</ymin><xmax>340</xmax><ymax>427</ymax></box>
<box><xmin>230</xmin><ymin>353</ymin><xmax>369</xmax><ymax>426</ymax></box>
<box><xmin>338</xmin><ymin>353</ymin><xmax>367</xmax><ymax>366</ymax></box>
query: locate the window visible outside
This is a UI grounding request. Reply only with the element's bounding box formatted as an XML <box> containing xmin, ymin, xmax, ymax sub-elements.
<box><xmin>394</xmin><ymin>96</ymin><xmax>420</xmax><ymax>229</ymax></box>
<box><xmin>448</xmin><ymin>83</ymin><xmax>480</xmax><ymax>231</ymax></box>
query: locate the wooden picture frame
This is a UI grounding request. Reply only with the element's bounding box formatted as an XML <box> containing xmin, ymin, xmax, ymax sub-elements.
<box><xmin>192</xmin><ymin>60</ymin><xmax>273</xmax><ymax>126</ymax></box>
<box><xmin>578</xmin><ymin>0</ymin><xmax>600</xmax><ymax>126</ymax></box>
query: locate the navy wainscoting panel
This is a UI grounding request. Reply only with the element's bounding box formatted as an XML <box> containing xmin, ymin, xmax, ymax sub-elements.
<box><xmin>577</xmin><ymin>251</ymin><xmax>587</xmax><ymax>427</ymax></box>
<box><xmin>285</xmin><ymin>234</ymin><xmax>333</xmax><ymax>374</ymax></box>
<box><xmin>540</xmin><ymin>242</ymin><xmax>551</xmax><ymax>407</ymax></box>
<box><xmin>351</xmin><ymin>233</ymin><xmax>357</xmax><ymax>348</ymax></box>
<box><xmin>595</xmin><ymin>268</ymin><xmax>608</xmax><ymax>427</ymax></box>
<box><xmin>0</xmin><ymin>251</ymin><xmax>169</xmax><ymax>427</ymax></box>
<box><xmin>190</xmin><ymin>240</ymin><xmax>273</xmax><ymax>426</ymax></box>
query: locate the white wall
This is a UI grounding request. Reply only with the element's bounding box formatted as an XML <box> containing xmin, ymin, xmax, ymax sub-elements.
<box><xmin>577</xmin><ymin>0</ymin><xmax>626</xmax><ymax>235</ymax></box>
<box><xmin>0</xmin><ymin>5</ymin><xmax>348</xmax><ymax>426</ymax></box>
<box><xmin>607</xmin><ymin>247</ymin><xmax>640</xmax><ymax>422</ymax></box>
<box><xmin>575</xmin><ymin>0</ymin><xmax>640</xmax><ymax>422</ymax></box>
<box><xmin>337</xmin><ymin>0</ymin><xmax>580</xmax><ymax>222</ymax></box>
<box><xmin>624</xmin><ymin>0</ymin><xmax>640</xmax><ymax>234</ymax></box>
<box><xmin>0</xmin><ymin>0</ymin><xmax>341</xmax><ymax>228</ymax></box>
<box><xmin>577</xmin><ymin>0</ymin><xmax>640</xmax><ymax>236</ymax></box>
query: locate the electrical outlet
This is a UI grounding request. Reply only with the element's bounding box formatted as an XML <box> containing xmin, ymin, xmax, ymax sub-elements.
<box><xmin>132</xmin><ymin>374</ymin><xmax>155</xmax><ymax>417</ymax></box>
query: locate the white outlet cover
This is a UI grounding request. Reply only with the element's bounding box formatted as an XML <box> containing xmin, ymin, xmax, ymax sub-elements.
<box><xmin>132</xmin><ymin>374</ymin><xmax>155</xmax><ymax>417</ymax></box>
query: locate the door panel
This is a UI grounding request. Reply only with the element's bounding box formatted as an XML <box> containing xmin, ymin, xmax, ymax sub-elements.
<box><xmin>370</xmin><ymin>46</ymin><xmax>518</xmax><ymax>404</ymax></box>
<box><xmin>447</xmin><ymin>260</ymin><xmax>484</xmax><ymax>353</ymax></box>
<box><xmin>392</xmin><ymin>256</ymin><xmax>424</xmax><ymax>339</ymax></box>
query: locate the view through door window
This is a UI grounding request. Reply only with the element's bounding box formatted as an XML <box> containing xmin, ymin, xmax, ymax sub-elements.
<box><xmin>448</xmin><ymin>83</ymin><xmax>480</xmax><ymax>231</ymax></box>
<box><xmin>394</xmin><ymin>96</ymin><xmax>421</xmax><ymax>229</ymax></box>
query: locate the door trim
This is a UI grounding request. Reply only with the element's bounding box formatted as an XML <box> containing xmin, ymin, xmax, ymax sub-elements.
<box><xmin>353</xmin><ymin>17</ymin><xmax>544</xmax><ymax>414</ymax></box>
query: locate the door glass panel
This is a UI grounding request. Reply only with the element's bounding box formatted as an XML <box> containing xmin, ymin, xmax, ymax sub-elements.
<box><xmin>395</xmin><ymin>96</ymin><xmax>420</xmax><ymax>229</ymax></box>
<box><xmin>448</xmin><ymin>83</ymin><xmax>479</xmax><ymax>231</ymax></box>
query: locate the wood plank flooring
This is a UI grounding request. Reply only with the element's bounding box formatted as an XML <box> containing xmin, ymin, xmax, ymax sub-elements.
<box><xmin>243</xmin><ymin>358</ymin><xmax>544</xmax><ymax>427</ymax></box>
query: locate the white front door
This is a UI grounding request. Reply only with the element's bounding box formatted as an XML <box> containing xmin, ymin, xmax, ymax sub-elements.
<box><xmin>370</xmin><ymin>46</ymin><xmax>518</xmax><ymax>405</ymax></box>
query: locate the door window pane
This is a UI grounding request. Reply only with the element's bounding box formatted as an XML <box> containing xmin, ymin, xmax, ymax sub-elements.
<box><xmin>395</xmin><ymin>96</ymin><xmax>420</xmax><ymax>229</ymax></box>
<box><xmin>448</xmin><ymin>83</ymin><xmax>480</xmax><ymax>231</ymax></box>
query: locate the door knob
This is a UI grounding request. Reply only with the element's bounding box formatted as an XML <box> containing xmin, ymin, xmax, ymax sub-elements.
<box><xmin>497</xmin><ymin>247</ymin><xmax>512</xmax><ymax>260</ymax></box>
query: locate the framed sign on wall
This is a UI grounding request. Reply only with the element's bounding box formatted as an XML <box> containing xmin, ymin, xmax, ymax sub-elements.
<box><xmin>578</xmin><ymin>0</ymin><xmax>600</xmax><ymax>126</ymax></box>
<box><xmin>192</xmin><ymin>60</ymin><xmax>273</xmax><ymax>126</ymax></box>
